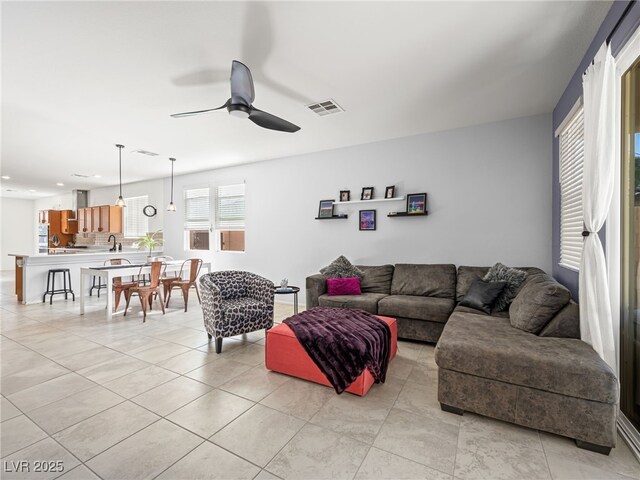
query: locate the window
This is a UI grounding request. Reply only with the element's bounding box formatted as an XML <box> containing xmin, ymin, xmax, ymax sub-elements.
<box><xmin>559</xmin><ymin>107</ymin><xmax>584</xmax><ymax>271</ymax></box>
<box><xmin>184</xmin><ymin>187</ymin><xmax>210</xmax><ymax>250</ymax></box>
<box><xmin>124</xmin><ymin>195</ymin><xmax>149</xmax><ymax>238</ymax></box>
<box><xmin>215</xmin><ymin>183</ymin><xmax>245</xmax><ymax>251</ymax></box>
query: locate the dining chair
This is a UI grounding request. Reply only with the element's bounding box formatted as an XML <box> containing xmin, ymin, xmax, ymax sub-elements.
<box><xmin>108</xmin><ymin>258</ymin><xmax>137</xmax><ymax>312</ymax></box>
<box><xmin>165</xmin><ymin>258</ymin><xmax>203</xmax><ymax>312</ymax></box>
<box><xmin>123</xmin><ymin>261</ymin><xmax>165</xmax><ymax>321</ymax></box>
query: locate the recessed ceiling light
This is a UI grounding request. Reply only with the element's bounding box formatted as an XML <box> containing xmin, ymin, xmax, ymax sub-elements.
<box><xmin>1</xmin><ymin>175</ymin><xmax>10</xmax><ymax>180</ymax></box>
<box><xmin>93</xmin><ymin>174</ymin><xmax>101</xmax><ymax>178</ymax></box>
<box><xmin>28</xmin><ymin>189</ymin><xmax>37</xmax><ymax>192</ymax></box>
<box><xmin>56</xmin><ymin>182</ymin><xmax>64</xmax><ymax>186</ymax></box>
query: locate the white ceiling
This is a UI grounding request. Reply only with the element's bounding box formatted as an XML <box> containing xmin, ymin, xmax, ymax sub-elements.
<box><xmin>1</xmin><ymin>1</ymin><xmax>611</xmax><ymax>199</ymax></box>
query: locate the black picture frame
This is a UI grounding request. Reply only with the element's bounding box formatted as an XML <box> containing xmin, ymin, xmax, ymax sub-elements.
<box><xmin>359</xmin><ymin>209</ymin><xmax>376</xmax><ymax>230</ymax></box>
<box><xmin>340</xmin><ymin>190</ymin><xmax>350</xmax><ymax>202</ymax></box>
<box><xmin>385</xmin><ymin>186</ymin><xmax>395</xmax><ymax>199</ymax></box>
<box><xmin>406</xmin><ymin>193</ymin><xmax>427</xmax><ymax>214</ymax></box>
<box><xmin>361</xmin><ymin>187</ymin><xmax>374</xmax><ymax>200</ymax></box>
<box><xmin>318</xmin><ymin>199</ymin><xmax>335</xmax><ymax>218</ymax></box>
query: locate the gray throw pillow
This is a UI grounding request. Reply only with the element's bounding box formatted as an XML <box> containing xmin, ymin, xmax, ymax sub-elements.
<box><xmin>320</xmin><ymin>256</ymin><xmax>364</xmax><ymax>279</ymax></box>
<box><xmin>509</xmin><ymin>273</ymin><xmax>571</xmax><ymax>334</ymax></box>
<box><xmin>483</xmin><ymin>262</ymin><xmax>527</xmax><ymax>311</ymax></box>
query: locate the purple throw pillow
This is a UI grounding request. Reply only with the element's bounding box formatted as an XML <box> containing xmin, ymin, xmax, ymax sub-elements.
<box><xmin>327</xmin><ymin>277</ymin><xmax>362</xmax><ymax>296</ymax></box>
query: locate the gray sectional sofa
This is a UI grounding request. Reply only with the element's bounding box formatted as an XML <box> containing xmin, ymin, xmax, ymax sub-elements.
<box><xmin>306</xmin><ymin>263</ymin><xmax>619</xmax><ymax>454</ymax></box>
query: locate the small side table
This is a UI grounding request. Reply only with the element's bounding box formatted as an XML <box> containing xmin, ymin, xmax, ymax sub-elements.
<box><xmin>274</xmin><ymin>286</ymin><xmax>300</xmax><ymax>315</ymax></box>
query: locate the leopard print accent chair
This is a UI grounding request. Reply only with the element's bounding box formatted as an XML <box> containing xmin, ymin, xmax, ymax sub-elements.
<box><xmin>199</xmin><ymin>271</ymin><xmax>274</xmax><ymax>353</ymax></box>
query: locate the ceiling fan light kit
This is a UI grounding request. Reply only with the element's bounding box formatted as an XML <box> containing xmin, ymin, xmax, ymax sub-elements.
<box><xmin>115</xmin><ymin>144</ymin><xmax>126</xmax><ymax>207</ymax></box>
<box><xmin>167</xmin><ymin>157</ymin><xmax>177</xmax><ymax>212</ymax></box>
<box><xmin>171</xmin><ymin>60</ymin><xmax>301</xmax><ymax>133</ymax></box>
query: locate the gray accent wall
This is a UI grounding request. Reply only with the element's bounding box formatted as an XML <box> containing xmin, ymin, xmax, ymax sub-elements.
<box><xmin>163</xmin><ymin>114</ymin><xmax>552</xmax><ymax>302</ymax></box>
<box><xmin>552</xmin><ymin>1</ymin><xmax>640</xmax><ymax>300</ymax></box>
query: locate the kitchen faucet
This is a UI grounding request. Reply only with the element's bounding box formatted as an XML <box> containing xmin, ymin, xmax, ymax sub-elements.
<box><xmin>108</xmin><ymin>235</ymin><xmax>117</xmax><ymax>251</ymax></box>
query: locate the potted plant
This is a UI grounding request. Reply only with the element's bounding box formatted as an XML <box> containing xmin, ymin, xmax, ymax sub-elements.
<box><xmin>138</xmin><ymin>230</ymin><xmax>163</xmax><ymax>261</ymax></box>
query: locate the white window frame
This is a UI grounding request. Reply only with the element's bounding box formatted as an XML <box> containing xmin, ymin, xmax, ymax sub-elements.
<box><xmin>214</xmin><ymin>183</ymin><xmax>245</xmax><ymax>252</ymax></box>
<box><xmin>124</xmin><ymin>195</ymin><xmax>149</xmax><ymax>238</ymax></box>
<box><xmin>558</xmin><ymin>104</ymin><xmax>585</xmax><ymax>271</ymax></box>
<box><xmin>183</xmin><ymin>186</ymin><xmax>210</xmax><ymax>251</ymax></box>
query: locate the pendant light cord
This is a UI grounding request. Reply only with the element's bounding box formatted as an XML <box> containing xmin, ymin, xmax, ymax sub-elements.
<box><xmin>170</xmin><ymin>158</ymin><xmax>174</xmax><ymax>202</ymax></box>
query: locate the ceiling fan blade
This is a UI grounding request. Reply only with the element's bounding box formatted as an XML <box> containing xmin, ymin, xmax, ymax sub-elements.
<box><xmin>249</xmin><ymin>107</ymin><xmax>300</xmax><ymax>133</ymax></box>
<box><xmin>170</xmin><ymin>101</ymin><xmax>229</xmax><ymax>118</ymax></box>
<box><xmin>230</xmin><ymin>60</ymin><xmax>255</xmax><ymax>106</ymax></box>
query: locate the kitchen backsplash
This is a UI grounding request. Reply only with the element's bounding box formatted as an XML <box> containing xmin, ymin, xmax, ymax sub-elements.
<box><xmin>73</xmin><ymin>232</ymin><xmax>163</xmax><ymax>249</ymax></box>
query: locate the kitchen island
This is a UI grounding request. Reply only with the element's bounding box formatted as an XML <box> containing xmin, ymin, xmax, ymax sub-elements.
<box><xmin>9</xmin><ymin>250</ymin><xmax>163</xmax><ymax>305</ymax></box>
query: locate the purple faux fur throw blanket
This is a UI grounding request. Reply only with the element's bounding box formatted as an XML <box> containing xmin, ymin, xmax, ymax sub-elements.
<box><xmin>283</xmin><ymin>307</ymin><xmax>392</xmax><ymax>394</ymax></box>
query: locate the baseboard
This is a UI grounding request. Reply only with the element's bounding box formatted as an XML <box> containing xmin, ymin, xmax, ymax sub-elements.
<box><xmin>618</xmin><ymin>411</ymin><xmax>640</xmax><ymax>463</ymax></box>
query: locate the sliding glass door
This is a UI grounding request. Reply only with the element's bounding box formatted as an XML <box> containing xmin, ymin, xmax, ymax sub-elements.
<box><xmin>621</xmin><ymin>57</ymin><xmax>640</xmax><ymax>432</ymax></box>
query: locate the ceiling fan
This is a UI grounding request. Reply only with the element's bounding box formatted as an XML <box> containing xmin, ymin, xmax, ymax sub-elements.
<box><xmin>171</xmin><ymin>60</ymin><xmax>301</xmax><ymax>133</ymax></box>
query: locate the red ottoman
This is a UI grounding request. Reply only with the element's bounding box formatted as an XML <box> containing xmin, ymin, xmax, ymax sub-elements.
<box><xmin>265</xmin><ymin>315</ymin><xmax>397</xmax><ymax>396</ymax></box>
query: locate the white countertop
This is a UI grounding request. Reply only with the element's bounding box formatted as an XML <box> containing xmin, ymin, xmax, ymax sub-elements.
<box><xmin>9</xmin><ymin>250</ymin><xmax>163</xmax><ymax>258</ymax></box>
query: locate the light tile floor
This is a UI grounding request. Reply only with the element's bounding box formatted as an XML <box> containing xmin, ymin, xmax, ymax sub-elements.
<box><xmin>1</xmin><ymin>271</ymin><xmax>639</xmax><ymax>480</ymax></box>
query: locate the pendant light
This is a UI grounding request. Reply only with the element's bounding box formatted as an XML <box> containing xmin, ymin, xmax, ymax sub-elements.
<box><xmin>115</xmin><ymin>144</ymin><xmax>126</xmax><ymax>207</ymax></box>
<box><xmin>167</xmin><ymin>157</ymin><xmax>177</xmax><ymax>212</ymax></box>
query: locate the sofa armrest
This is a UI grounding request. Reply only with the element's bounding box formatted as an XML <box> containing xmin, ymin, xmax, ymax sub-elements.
<box><xmin>306</xmin><ymin>274</ymin><xmax>328</xmax><ymax>308</ymax></box>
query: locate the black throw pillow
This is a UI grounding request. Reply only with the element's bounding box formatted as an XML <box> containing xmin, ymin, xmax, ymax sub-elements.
<box><xmin>459</xmin><ymin>279</ymin><xmax>507</xmax><ymax>314</ymax></box>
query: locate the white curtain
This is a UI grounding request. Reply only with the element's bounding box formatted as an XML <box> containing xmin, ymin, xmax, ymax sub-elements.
<box><xmin>579</xmin><ymin>43</ymin><xmax>616</xmax><ymax>372</ymax></box>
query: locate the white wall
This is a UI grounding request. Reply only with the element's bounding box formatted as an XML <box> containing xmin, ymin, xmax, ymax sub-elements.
<box><xmin>0</xmin><ymin>197</ymin><xmax>36</xmax><ymax>270</ymax></box>
<box><xmin>162</xmin><ymin>114</ymin><xmax>552</xmax><ymax>301</ymax></box>
<box><xmin>89</xmin><ymin>179</ymin><xmax>164</xmax><ymax>232</ymax></box>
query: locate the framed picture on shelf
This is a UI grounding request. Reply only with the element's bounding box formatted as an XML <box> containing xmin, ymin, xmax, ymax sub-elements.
<box><xmin>340</xmin><ymin>190</ymin><xmax>350</xmax><ymax>202</ymax></box>
<box><xmin>385</xmin><ymin>186</ymin><xmax>395</xmax><ymax>199</ymax></box>
<box><xmin>406</xmin><ymin>193</ymin><xmax>427</xmax><ymax>214</ymax></box>
<box><xmin>318</xmin><ymin>200</ymin><xmax>335</xmax><ymax>218</ymax></box>
<box><xmin>359</xmin><ymin>210</ymin><xmax>376</xmax><ymax>230</ymax></box>
<box><xmin>361</xmin><ymin>187</ymin><xmax>374</xmax><ymax>200</ymax></box>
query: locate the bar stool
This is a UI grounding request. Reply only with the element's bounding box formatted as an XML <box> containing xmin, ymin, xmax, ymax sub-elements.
<box><xmin>42</xmin><ymin>268</ymin><xmax>75</xmax><ymax>305</ymax></box>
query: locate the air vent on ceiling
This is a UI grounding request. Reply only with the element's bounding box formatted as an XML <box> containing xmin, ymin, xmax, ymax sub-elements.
<box><xmin>305</xmin><ymin>99</ymin><xmax>344</xmax><ymax>116</ymax></box>
<box><xmin>71</xmin><ymin>173</ymin><xmax>91</xmax><ymax>178</ymax></box>
<box><xmin>132</xmin><ymin>149</ymin><xmax>159</xmax><ymax>157</ymax></box>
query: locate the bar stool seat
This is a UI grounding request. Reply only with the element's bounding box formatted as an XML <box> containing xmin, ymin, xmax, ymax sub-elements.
<box><xmin>43</xmin><ymin>268</ymin><xmax>75</xmax><ymax>305</ymax></box>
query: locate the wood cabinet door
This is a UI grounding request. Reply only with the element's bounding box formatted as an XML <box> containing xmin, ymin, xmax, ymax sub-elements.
<box><xmin>99</xmin><ymin>206</ymin><xmax>110</xmax><ymax>232</ymax></box>
<box><xmin>79</xmin><ymin>208</ymin><xmax>91</xmax><ymax>233</ymax></box>
<box><xmin>91</xmin><ymin>207</ymin><xmax>101</xmax><ymax>232</ymax></box>
<box><xmin>39</xmin><ymin>210</ymin><xmax>48</xmax><ymax>224</ymax></box>
<box><xmin>109</xmin><ymin>206</ymin><xmax>123</xmax><ymax>233</ymax></box>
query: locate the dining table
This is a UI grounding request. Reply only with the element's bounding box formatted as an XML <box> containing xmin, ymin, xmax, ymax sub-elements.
<box><xmin>79</xmin><ymin>260</ymin><xmax>211</xmax><ymax>319</ymax></box>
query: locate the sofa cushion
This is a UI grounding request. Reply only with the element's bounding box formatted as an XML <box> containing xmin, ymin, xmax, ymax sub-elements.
<box><xmin>378</xmin><ymin>295</ymin><xmax>454</xmax><ymax>323</ymax></box>
<box><xmin>459</xmin><ymin>279</ymin><xmax>507</xmax><ymax>314</ymax></box>
<box><xmin>320</xmin><ymin>256</ymin><xmax>363</xmax><ymax>278</ymax></box>
<box><xmin>453</xmin><ymin>304</ymin><xmax>509</xmax><ymax>318</ymax></box>
<box><xmin>509</xmin><ymin>273</ymin><xmax>571</xmax><ymax>334</ymax></box>
<box><xmin>456</xmin><ymin>266</ymin><xmax>490</xmax><ymax>302</ymax></box>
<box><xmin>435</xmin><ymin>312</ymin><xmax>618</xmax><ymax>404</ymax></box>
<box><xmin>356</xmin><ymin>265</ymin><xmax>394</xmax><ymax>294</ymax></box>
<box><xmin>538</xmin><ymin>301</ymin><xmax>580</xmax><ymax>339</ymax></box>
<box><xmin>390</xmin><ymin>264</ymin><xmax>456</xmax><ymax>299</ymax></box>
<box><xmin>483</xmin><ymin>263</ymin><xmax>528</xmax><ymax>312</ymax></box>
<box><xmin>318</xmin><ymin>293</ymin><xmax>387</xmax><ymax>314</ymax></box>
<box><xmin>221</xmin><ymin>298</ymin><xmax>268</xmax><ymax>323</ymax></box>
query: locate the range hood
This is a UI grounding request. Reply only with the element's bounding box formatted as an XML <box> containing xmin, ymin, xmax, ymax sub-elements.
<box><xmin>71</xmin><ymin>189</ymin><xmax>88</xmax><ymax>219</ymax></box>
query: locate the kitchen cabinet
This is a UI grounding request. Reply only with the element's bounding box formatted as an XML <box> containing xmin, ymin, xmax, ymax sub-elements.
<box><xmin>94</xmin><ymin>205</ymin><xmax>122</xmax><ymax>233</ymax></box>
<box><xmin>38</xmin><ymin>210</ymin><xmax>49</xmax><ymax>224</ymax></box>
<box><xmin>60</xmin><ymin>210</ymin><xmax>78</xmax><ymax>235</ymax></box>
<box><xmin>78</xmin><ymin>208</ymin><xmax>92</xmax><ymax>233</ymax></box>
<box><xmin>79</xmin><ymin>205</ymin><xmax>122</xmax><ymax>233</ymax></box>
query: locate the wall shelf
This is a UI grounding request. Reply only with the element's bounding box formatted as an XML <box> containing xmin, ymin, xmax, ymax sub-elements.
<box><xmin>387</xmin><ymin>212</ymin><xmax>429</xmax><ymax>217</ymax></box>
<box><xmin>315</xmin><ymin>215</ymin><xmax>348</xmax><ymax>220</ymax></box>
<box><xmin>334</xmin><ymin>196</ymin><xmax>404</xmax><ymax>206</ymax></box>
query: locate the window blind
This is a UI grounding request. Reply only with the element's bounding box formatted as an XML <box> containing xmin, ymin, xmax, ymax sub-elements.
<box><xmin>184</xmin><ymin>187</ymin><xmax>210</xmax><ymax>230</ymax></box>
<box><xmin>559</xmin><ymin>107</ymin><xmax>584</xmax><ymax>271</ymax></box>
<box><xmin>124</xmin><ymin>195</ymin><xmax>149</xmax><ymax>238</ymax></box>
<box><xmin>215</xmin><ymin>184</ymin><xmax>245</xmax><ymax>229</ymax></box>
